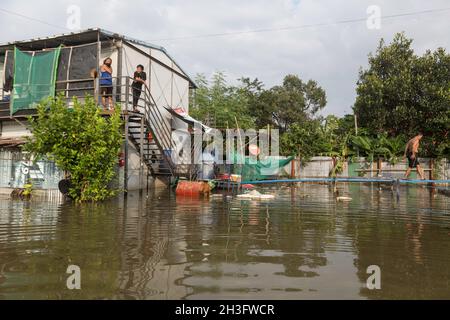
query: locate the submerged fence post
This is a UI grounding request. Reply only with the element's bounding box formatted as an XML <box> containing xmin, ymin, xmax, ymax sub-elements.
<box><xmin>430</xmin><ymin>158</ymin><xmax>435</xmax><ymax>190</ymax></box>
<box><xmin>395</xmin><ymin>178</ymin><xmax>400</xmax><ymax>202</ymax></box>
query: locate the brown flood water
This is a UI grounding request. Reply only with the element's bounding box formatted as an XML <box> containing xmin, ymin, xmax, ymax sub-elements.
<box><xmin>0</xmin><ymin>183</ymin><xmax>449</xmax><ymax>300</ymax></box>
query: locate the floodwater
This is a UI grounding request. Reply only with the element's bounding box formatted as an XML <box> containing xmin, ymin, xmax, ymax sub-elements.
<box><xmin>0</xmin><ymin>183</ymin><xmax>449</xmax><ymax>300</ymax></box>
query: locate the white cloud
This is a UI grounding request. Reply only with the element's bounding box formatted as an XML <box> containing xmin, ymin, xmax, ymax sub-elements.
<box><xmin>0</xmin><ymin>0</ymin><xmax>449</xmax><ymax>115</ymax></box>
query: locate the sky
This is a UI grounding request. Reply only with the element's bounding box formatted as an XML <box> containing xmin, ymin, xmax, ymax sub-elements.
<box><xmin>0</xmin><ymin>0</ymin><xmax>449</xmax><ymax>116</ymax></box>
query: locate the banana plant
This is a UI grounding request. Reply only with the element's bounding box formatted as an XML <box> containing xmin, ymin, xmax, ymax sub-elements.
<box><xmin>327</xmin><ymin>132</ymin><xmax>354</xmax><ymax>177</ymax></box>
<box><xmin>378</xmin><ymin>134</ymin><xmax>406</xmax><ymax>164</ymax></box>
<box><xmin>350</xmin><ymin>134</ymin><xmax>406</xmax><ymax>165</ymax></box>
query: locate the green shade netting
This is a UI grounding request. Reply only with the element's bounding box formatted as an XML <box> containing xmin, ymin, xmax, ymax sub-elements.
<box><xmin>231</xmin><ymin>153</ymin><xmax>294</xmax><ymax>181</ymax></box>
<box><xmin>11</xmin><ymin>46</ymin><xmax>61</xmax><ymax>115</ymax></box>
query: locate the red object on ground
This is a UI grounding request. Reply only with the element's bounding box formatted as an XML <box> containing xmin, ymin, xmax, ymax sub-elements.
<box><xmin>217</xmin><ymin>174</ymin><xmax>231</xmax><ymax>180</ymax></box>
<box><xmin>118</xmin><ymin>152</ymin><xmax>125</xmax><ymax>167</ymax></box>
<box><xmin>176</xmin><ymin>181</ymin><xmax>209</xmax><ymax>196</ymax></box>
<box><xmin>241</xmin><ymin>184</ymin><xmax>255</xmax><ymax>189</ymax></box>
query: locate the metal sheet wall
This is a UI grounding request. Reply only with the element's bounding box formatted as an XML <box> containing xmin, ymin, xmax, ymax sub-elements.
<box><xmin>0</xmin><ymin>150</ymin><xmax>64</xmax><ymax>189</ymax></box>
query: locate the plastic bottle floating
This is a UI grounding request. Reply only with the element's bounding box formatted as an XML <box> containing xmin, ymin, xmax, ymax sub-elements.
<box><xmin>237</xmin><ymin>190</ymin><xmax>275</xmax><ymax>200</ymax></box>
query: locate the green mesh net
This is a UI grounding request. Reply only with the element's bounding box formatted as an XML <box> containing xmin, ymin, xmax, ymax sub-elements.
<box><xmin>231</xmin><ymin>153</ymin><xmax>294</xmax><ymax>181</ymax></box>
<box><xmin>11</xmin><ymin>46</ymin><xmax>61</xmax><ymax>115</ymax></box>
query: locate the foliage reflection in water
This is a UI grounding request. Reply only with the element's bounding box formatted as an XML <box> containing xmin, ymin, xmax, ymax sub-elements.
<box><xmin>0</xmin><ymin>183</ymin><xmax>449</xmax><ymax>299</ymax></box>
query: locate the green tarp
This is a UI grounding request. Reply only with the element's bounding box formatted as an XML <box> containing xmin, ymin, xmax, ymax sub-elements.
<box><xmin>11</xmin><ymin>46</ymin><xmax>61</xmax><ymax>115</ymax></box>
<box><xmin>231</xmin><ymin>153</ymin><xmax>295</xmax><ymax>181</ymax></box>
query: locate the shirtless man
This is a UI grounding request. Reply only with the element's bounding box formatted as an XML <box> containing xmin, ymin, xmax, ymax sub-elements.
<box><xmin>404</xmin><ymin>133</ymin><xmax>425</xmax><ymax>179</ymax></box>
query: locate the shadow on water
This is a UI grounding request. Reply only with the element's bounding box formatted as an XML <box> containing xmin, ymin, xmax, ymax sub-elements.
<box><xmin>0</xmin><ymin>183</ymin><xmax>449</xmax><ymax>299</ymax></box>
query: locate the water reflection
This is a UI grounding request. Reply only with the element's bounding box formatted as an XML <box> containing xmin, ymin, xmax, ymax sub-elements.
<box><xmin>0</xmin><ymin>184</ymin><xmax>449</xmax><ymax>299</ymax></box>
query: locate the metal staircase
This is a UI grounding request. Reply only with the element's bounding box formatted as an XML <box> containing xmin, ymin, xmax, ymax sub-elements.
<box><xmin>123</xmin><ymin>77</ymin><xmax>195</xmax><ymax>178</ymax></box>
<box><xmin>126</xmin><ymin>115</ymin><xmax>173</xmax><ymax>176</ymax></box>
<box><xmin>122</xmin><ymin>78</ymin><xmax>176</xmax><ymax>176</ymax></box>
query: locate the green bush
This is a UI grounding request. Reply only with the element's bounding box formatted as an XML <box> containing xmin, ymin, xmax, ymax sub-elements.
<box><xmin>24</xmin><ymin>95</ymin><xmax>123</xmax><ymax>201</ymax></box>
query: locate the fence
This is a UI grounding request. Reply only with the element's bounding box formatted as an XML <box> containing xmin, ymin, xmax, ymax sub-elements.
<box><xmin>287</xmin><ymin>156</ymin><xmax>450</xmax><ymax>180</ymax></box>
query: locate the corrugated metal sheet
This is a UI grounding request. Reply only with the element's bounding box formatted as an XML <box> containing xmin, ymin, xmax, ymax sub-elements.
<box><xmin>0</xmin><ymin>150</ymin><xmax>64</xmax><ymax>189</ymax></box>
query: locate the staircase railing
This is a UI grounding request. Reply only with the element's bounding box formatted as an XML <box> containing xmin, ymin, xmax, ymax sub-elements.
<box><xmin>138</xmin><ymin>81</ymin><xmax>177</xmax><ymax>175</ymax></box>
<box><xmin>51</xmin><ymin>76</ymin><xmax>181</xmax><ymax>176</ymax></box>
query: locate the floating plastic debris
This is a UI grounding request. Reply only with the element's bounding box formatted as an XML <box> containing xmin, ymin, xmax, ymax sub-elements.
<box><xmin>336</xmin><ymin>196</ymin><xmax>352</xmax><ymax>202</ymax></box>
<box><xmin>237</xmin><ymin>190</ymin><xmax>275</xmax><ymax>200</ymax></box>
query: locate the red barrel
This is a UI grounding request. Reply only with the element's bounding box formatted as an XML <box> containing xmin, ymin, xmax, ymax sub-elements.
<box><xmin>176</xmin><ymin>181</ymin><xmax>210</xmax><ymax>196</ymax></box>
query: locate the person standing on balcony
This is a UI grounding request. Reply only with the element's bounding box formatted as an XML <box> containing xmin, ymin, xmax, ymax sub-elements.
<box><xmin>132</xmin><ymin>64</ymin><xmax>147</xmax><ymax>113</ymax></box>
<box><xmin>100</xmin><ymin>57</ymin><xmax>113</xmax><ymax>110</ymax></box>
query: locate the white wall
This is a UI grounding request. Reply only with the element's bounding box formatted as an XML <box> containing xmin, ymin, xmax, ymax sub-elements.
<box><xmin>122</xmin><ymin>43</ymin><xmax>159</xmax><ymax>115</ymax></box>
<box><xmin>0</xmin><ymin>51</ymin><xmax>10</xmax><ymax>96</ymax></box>
<box><xmin>121</xmin><ymin>42</ymin><xmax>192</xmax><ymax>165</ymax></box>
<box><xmin>122</xmin><ymin>42</ymin><xmax>191</xmax><ymax>111</ymax></box>
<box><xmin>1</xmin><ymin>121</ymin><xmax>31</xmax><ymax>138</ymax></box>
<box><xmin>0</xmin><ymin>60</ymin><xmax>4</xmax><ymax>95</ymax></box>
<box><xmin>121</xmin><ymin>43</ymin><xmax>149</xmax><ymax>79</ymax></box>
<box><xmin>149</xmin><ymin>61</ymin><xmax>173</xmax><ymax>108</ymax></box>
<box><xmin>172</xmin><ymin>76</ymin><xmax>189</xmax><ymax>109</ymax></box>
<box><xmin>124</xmin><ymin>140</ymin><xmax>149</xmax><ymax>191</ymax></box>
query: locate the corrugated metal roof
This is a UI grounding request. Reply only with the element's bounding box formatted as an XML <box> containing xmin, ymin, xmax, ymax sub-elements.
<box><xmin>98</xmin><ymin>29</ymin><xmax>166</xmax><ymax>52</ymax></box>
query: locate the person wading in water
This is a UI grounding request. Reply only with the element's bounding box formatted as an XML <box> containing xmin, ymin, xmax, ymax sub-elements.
<box><xmin>404</xmin><ymin>132</ymin><xmax>425</xmax><ymax>180</ymax></box>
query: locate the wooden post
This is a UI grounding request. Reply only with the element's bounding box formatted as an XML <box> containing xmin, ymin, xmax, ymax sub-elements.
<box><xmin>95</xmin><ymin>32</ymin><xmax>101</xmax><ymax>104</ymax></box>
<box><xmin>429</xmin><ymin>158</ymin><xmax>434</xmax><ymax>180</ymax></box>
<box><xmin>377</xmin><ymin>158</ymin><xmax>382</xmax><ymax>177</ymax></box>
<box><xmin>125</xmin><ymin>78</ymin><xmax>130</xmax><ymax>112</ymax></box>
<box><xmin>395</xmin><ymin>178</ymin><xmax>400</xmax><ymax>201</ymax></box>
<box><xmin>116</xmin><ymin>40</ymin><xmax>123</xmax><ymax>109</ymax></box>
<box><xmin>290</xmin><ymin>158</ymin><xmax>295</xmax><ymax>178</ymax></box>
<box><xmin>430</xmin><ymin>159</ymin><xmax>435</xmax><ymax>191</ymax></box>
<box><xmin>354</xmin><ymin>113</ymin><xmax>359</xmax><ymax>157</ymax></box>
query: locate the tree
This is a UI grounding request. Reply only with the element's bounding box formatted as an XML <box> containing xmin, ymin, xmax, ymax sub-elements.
<box><xmin>280</xmin><ymin>119</ymin><xmax>331</xmax><ymax>161</ymax></box>
<box><xmin>414</xmin><ymin>48</ymin><xmax>450</xmax><ymax>157</ymax></box>
<box><xmin>189</xmin><ymin>72</ymin><xmax>255</xmax><ymax>129</ymax></box>
<box><xmin>254</xmin><ymin>75</ymin><xmax>326</xmax><ymax>133</ymax></box>
<box><xmin>238</xmin><ymin>77</ymin><xmax>268</xmax><ymax>128</ymax></box>
<box><xmin>24</xmin><ymin>95</ymin><xmax>123</xmax><ymax>201</ymax></box>
<box><xmin>354</xmin><ymin>32</ymin><xmax>450</xmax><ymax>157</ymax></box>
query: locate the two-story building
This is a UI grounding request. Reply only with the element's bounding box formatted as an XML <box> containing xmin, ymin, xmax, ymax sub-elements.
<box><xmin>0</xmin><ymin>28</ymin><xmax>201</xmax><ymax>193</ymax></box>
